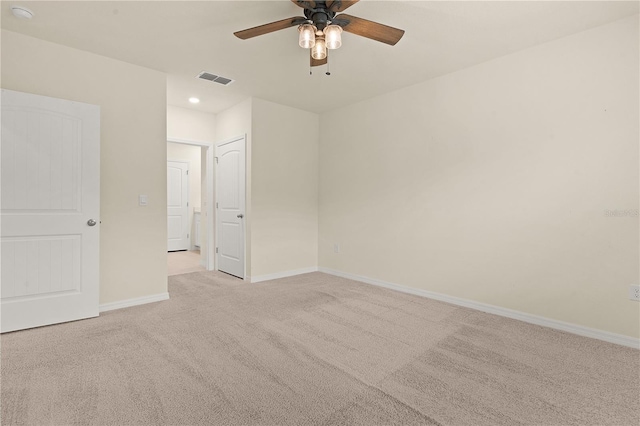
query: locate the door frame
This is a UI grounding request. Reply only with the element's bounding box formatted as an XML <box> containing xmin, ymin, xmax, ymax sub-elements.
<box><xmin>215</xmin><ymin>135</ymin><xmax>247</xmax><ymax>280</ymax></box>
<box><xmin>167</xmin><ymin>137</ymin><xmax>214</xmax><ymax>270</ymax></box>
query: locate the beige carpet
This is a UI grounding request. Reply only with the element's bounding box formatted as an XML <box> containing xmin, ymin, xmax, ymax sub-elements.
<box><xmin>1</xmin><ymin>272</ymin><xmax>638</xmax><ymax>425</ymax></box>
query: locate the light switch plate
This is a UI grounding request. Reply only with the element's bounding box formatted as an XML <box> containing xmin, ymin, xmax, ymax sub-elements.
<box><xmin>139</xmin><ymin>195</ymin><xmax>148</xmax><ymax>206</ymax></box>
<box><xmin>630</xmin><ymin>285</ymin><xmax>640</xmax><ymax>301</ymax></box>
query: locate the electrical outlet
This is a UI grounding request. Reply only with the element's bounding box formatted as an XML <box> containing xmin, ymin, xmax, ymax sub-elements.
<box><xmin>629</xmin><ymin>285</ymin><xmax>640</xmax><ymax>301</ymax></box>
<box><xmin>333</xmin><ymin>243</ymin><xmax>340</xmax><ymax>253</ymax></box>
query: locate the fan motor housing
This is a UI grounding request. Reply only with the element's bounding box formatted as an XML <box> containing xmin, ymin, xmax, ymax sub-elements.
<box><xmin>304</xmin><ymin>9</ymin><xmax>336</xmax><ymax>30</ymax></box>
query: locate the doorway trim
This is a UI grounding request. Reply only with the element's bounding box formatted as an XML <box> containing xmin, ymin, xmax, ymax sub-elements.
<box><xmin>167</xmin><ymin>137</ymin><xmax>214</xmax><ymax>270</ymax></box>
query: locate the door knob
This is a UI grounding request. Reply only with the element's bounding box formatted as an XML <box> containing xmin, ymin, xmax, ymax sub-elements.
<box><xmin>87</xmin><ymin>219</ymin><xmax>97</xmax><ymax>227</ymax></box>
<box><xmin>237</xmin><ymin>214</ymin><xmax>244</xmax><ymax>219</ymax></box>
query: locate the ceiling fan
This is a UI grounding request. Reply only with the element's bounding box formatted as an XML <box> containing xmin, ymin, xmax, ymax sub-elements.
<box><xmin>234</xmin><ymin>0</ymin><xmax>405</xmax><ymax>70</ymax></box>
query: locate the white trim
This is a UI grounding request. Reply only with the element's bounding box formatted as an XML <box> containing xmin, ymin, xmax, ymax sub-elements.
<box><xmin>167</xmin><ymin>137</ymin><xmax>211</xmax><ymax>147</ymax></box>
<box><xmin>251</xmin><ymin>267</ymin><xmax>319</xmax><ymax>283</ymax></box>
<box><xmin>99</xmin><ymin>293</ymin><xmax>170</xmax><ymax>313</ymax></box>
<box><xmin>167</xmin><ymin>137</ymin><xmax>215</xmax><ymax>271</ymax></box>
<box><xmin>205</xmin><ymin>144</ymin><xmax>214</xmax><ymax>270</ymax></box>
<box><xmin>166</xmin><ymin>158</ymin><xmax>191</xmax><ymax>165</ymax></box>
<box><xmin>216</xmin><ymin>135</ymin><xmax>246</xmax><ymax>148</ymax></box>
<box><xmin>318</xmin><ymin>267</ymin><xmax>640</xmax><ymax>349</ymax></box>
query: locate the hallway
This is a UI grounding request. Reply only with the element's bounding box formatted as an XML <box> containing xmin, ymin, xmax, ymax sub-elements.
<box><xmin>168</xmin><ymin>250</ymin><xmax>205</xmax><ymax>276</ymax></box>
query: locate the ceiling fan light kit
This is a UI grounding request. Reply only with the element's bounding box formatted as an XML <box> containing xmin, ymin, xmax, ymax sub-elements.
<box><xmin>298</xmin><ymin>24</ymin><xmax>317</xmax><ymax>48</ymax></box>
<box><xmin>311</xmin><ymin>36</ymin><xmax>327</xmax><ymax>60</ymax></box>
<box><xmin>234</xmin><ymin>0</ymin><xmax>404</xmax><ymax>72</ymax></box>
<box><xmin>324</xmin><ymin>25</ymin><xmax>343</xmax><ymax>50</ymax></box>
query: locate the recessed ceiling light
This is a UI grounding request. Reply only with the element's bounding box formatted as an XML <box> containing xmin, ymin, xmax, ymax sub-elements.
<box><xmin>188</xmin><ymin>97</ymin><xmax>200</xmax><ymax>104</ymax></box>
<box><xmin>11</xmin><ymin>5</ymin><xmax>34</xmax><ymax>20</ymax></box>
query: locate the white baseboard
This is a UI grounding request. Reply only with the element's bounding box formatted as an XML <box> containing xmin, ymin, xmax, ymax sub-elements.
<box><xmin>99</xmin><ymin>292</ymin><xmax>170</xmax><ymax>313</ymax></box>
<box><xmin>318</xmin><ymin>267</ymin><xmax>639</xmax><ymax>349</ymax></box>
<box><xmin>251</xmin><ymin>267</ymin><xmax>319</xmax><ymax>283</ymax></box>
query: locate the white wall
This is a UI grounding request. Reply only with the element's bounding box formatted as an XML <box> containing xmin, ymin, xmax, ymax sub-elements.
<box><xmin>167</xmin><ymin>143</ymin><xmax>202</xmax><ymax>250</ymax></box>
<box><xmin>2</xmin><ymin>30</ymin><xmax>168</xmax><ymax>304</ymax></box>
<box><xmin>319</xmin><ymin>16</ymin><xmax>639</xmax><ymax>338</ymax></box>
<box><xmin>215</xmin><ymin>98</ymin><xmax>252</xmax><ymax>143</ymax></box>
<box><xmin>251</xmin><ymin>98</ymin><xmax>319</xmax><ymax>278</ymax></box>
<box><xmin>167</xmin><ymin>105</ymin><xmax>215</xmax><ymax>143</ymax></box>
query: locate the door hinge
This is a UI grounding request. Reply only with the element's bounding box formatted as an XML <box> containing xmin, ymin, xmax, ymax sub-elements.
<box><xmin>216</xmin><ymin>202</ymin><xmax>219</xmax><ymax>209</ymax></box>
<box><xmin>187</xmin><ymin>234</ymin><xmax>189</xmax><ymax>238</ymax></box>
<box><xmin>215</xmin><ymin>157</ymin><xmax>219</xmax><ymax>164</ymax></box>
<box><xmin>186</xmin><ymin>170</ymin><xmax>189</xmax><ymax>175</ymax></box>
<box><xmin>187</xmin><ymin>202</ymin><xmax>189</xmax><ymax>207</ymax></box>
<box><xmin>216</xmin><ymin>247</ymin><xmax>219</xmax><ymax>253</ymax></box>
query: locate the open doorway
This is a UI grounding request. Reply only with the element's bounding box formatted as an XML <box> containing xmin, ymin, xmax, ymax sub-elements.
<box><xmin>166</xmin><ymin>138</ymin><xmax>215</xmax><ymax>276</ymax></box>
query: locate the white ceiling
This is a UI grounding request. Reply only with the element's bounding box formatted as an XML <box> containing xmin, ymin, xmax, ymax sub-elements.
<box><xmin>2</xmin><ymin>1</ymin><xmax>638</xmax><ymax>114</ymax></box>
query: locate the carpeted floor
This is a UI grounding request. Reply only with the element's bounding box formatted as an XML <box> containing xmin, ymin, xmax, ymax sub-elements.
<box><xmin>1</xmin><ymin>271</ymin><xmax>638</xmax><ymax>425</ymax></box>
<box><xmin>168</xmin><ymin>250</ymin><xmax>206</xmax><ymax>276</ymax></box>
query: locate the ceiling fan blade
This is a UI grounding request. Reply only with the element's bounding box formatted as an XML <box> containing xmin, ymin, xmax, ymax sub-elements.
<box><xmin>327</xmin><ymin>1</ymin><xmax>360</xmax><ymax>12</ymax></box>
<box><xmin>291</xmin><ymin>0</ymin><xmax>316</xmax><ymax>8</ymax></box>
<box><xmin>310</xmin><ymin>51</ymin><xmax>327</xmax><ymax>67</ymax></box>
<box><xmin>234</xmin><ymin>17</ymin><xmax>307</xmax><ymax>40</ymax></box>
<box><xmin>335</xmin><ymin>14</ymin><xmax>405</xmax><ymax>46</ymax></box>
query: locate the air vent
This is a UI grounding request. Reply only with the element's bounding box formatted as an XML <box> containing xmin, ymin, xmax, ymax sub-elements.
<box><xmin>197</xmin><ymin>71</ymin><xmax>235</xmax><ymax>86</ymax></box>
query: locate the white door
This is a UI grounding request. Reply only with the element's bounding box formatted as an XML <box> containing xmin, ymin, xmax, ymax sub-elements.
<box><xmin>167</xmin><ymin>161</ymin><xmax>189</xmax><ymax>252</ymax></box>
<box><xmin>1</xmin><ymin>89</ymin><xmax>100</xmax><ymax>333</ymax></box>
<box><xmin>216</xmin><ymin>137</ymin><xmax>245</xmax><ymax>279</ymax></box>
